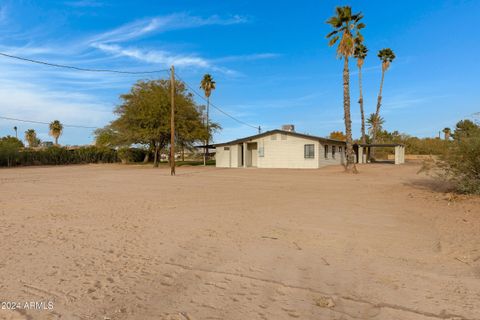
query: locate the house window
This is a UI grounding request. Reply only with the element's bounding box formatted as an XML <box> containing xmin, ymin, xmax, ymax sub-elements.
<box><xmin>339</xmin><ymin>146</ymin><xmax>342</xmax><ymax>154</ymax></box>
<box><xmin>258</xmin><ymin>146</ymin><xmax>264</xmax><ymax>157</ymax></box>
<box><xmin>224</xmin><ymin>147</ymin><xmax>230</xmax><ymax>151</ymax></box>
<box><xmin>324</xmin><ymin>145</ymin><xmax>329</xmax><ymax>159</ymax></box>
<box><xmin>304</xmin><ymin>144</ymin><xmax>315</xmax><ymax>159</ymax></box>
<box><xmin>271</xmin><ymin>134</ymin><xmax>277</xmax><ymax>140</ymax></box>
<box><xmin>332</xmin><ymin>146</ymin><xmax>336</xmax><ymax>159</ymax></box>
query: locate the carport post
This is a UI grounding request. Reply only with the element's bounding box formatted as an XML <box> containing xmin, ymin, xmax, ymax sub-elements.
<box><xmin>394</xmin><ymin>146</ymin><xmax>400</xmax><ymax>165</ymax></box>
<box><xmin>243</xmin><ymin>142</ymin><xmax>247</xmax><ymax>168</ymax></box>
<box><xmin>358</xmin><ymin>146</ymin><xmax>364</xmax><ymax>164</ymax></box>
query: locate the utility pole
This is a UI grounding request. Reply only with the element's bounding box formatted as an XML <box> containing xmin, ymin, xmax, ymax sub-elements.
<box><xmin>170</xmin><ymin>65</ymin><xmax>176</xmax><ymax>176</ymax></box>
<box><xmin>258</xmin><ymin>126</ymin><xmax>261</xmax><ymax>134</ymax></box>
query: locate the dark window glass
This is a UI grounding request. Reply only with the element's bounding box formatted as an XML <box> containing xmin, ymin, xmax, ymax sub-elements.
<box><xmin>304</xmin><ymin>144</ymin><xmax>315</xmax><ymax>159</ymax></box>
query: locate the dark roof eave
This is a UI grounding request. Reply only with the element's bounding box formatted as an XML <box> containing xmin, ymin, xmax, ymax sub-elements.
<box><xmin>213</xmin><ymin>129</ymin><xmax>347</xmax><ymax>147</ymax></box>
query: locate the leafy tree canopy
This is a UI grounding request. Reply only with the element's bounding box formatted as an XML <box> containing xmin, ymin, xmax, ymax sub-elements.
<box><xmin>329</xmin><ymin>131</ymin><xmax>346</xmax><ymax>141</ymax></box>
<box><xmin>452</xmin><ymin>119</ymin><xmax>479</xmax><ymax>140</ymax></box>
<box><xmin>95</xmin><ymin>79</ymin><xmax>219</xmax><ymax>165</ymax></box>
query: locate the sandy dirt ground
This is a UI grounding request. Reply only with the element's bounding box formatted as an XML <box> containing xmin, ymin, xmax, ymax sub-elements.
<box><xmin>0</xmin><ymin>163</ymin><xmax>479</xmax><ymax>320</ymax></box>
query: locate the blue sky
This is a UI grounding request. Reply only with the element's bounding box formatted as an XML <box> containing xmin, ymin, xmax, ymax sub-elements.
<box><xmin>0</xmin><ymin>0</ymin><xmax>478</xmax><ymax>145</ymax></box>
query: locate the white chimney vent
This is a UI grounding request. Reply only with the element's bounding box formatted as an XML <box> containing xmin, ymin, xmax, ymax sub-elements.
<box><xmin>281</xmin><ymin>124</ymin><xmax>295</xmax><ymax>132</ymax></box>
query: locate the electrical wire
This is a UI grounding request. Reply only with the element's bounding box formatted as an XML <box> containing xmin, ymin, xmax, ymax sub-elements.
<box><xmin>0</xmin><ymin>52</ymin><xmax>260</xmax><ymax>131</ymax></box>
<box><xmin>174</xmin><ymin>72</ymin><xmax>260</xmax><ymax>130</ymax></box>
<box><xmin>0</xmin><ymin>116</ymin><xmax>97</xmax><ymax>129</ymax></box>
<box><xmin>0</xmin><ymin>52</ymin><xmax>170</xmax><ymax>75</ymax></box>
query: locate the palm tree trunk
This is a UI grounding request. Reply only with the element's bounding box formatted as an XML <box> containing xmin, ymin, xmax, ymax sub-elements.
<box><xmin>358</xmin><ymin>66</ymin><xmax>366</xmax><ymax>145</ymax></box>
<box><xmin>343</xmin><ymin>57</ymin><xmax>357</xmax><ymax>173</ymax></box>
<box><xmin>372</xmin><ymin>69</ymin><xmax>386</xmax><ymax>145</ymax></box>
<box><xmin>55</xmin><ymin>136</ymin><xmax>58</xmax><ymax>146</ymax></box>
<box><xmin>204</xmin><ymin>98</ymin><xmax>209</xmax><ymax>166</ymax></box>
<box><xmin>371</xmin><ymin>69</ymin><xmax>386</xmax><ymax>160</ymax></box>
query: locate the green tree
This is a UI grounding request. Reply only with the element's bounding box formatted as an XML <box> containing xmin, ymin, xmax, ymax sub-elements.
<box><xmin>354</xmin><ymin>42</ymin><xmax>368</xmax><ymax>144</ymax></box>
<box><xmin>200</xmin><ymin>74</ymin><xmax>216</xmax><ymax>165</ymax></box>
<box><xmin>177</xmin><ymin>104</ymin><xmax>221</xmax><ymax>161</ymax></box>
<box><xmin>25</xmin><ymin>129</ymin><xmax>40</xmax><ymax>148</ymax></box>
<box><xmin>372</xmin><ymin>48</ymin><xmax>395</xmax><ymax>144</ymax></box>
<box><xmin>49</xmin><ymin>120</ymin><xmax>64</xmax><ymax>145</ymax></box>
<box><xmin>95</xmin><ymin>79</ymin><xmax>212</xmax><ymax>167</ymax></box>
<box><xmin>326</xmin><ymin>6</ymin><xmax>365</xmax><ymax>173</ymax></box>
<box><xmin>0</xmin><ymin>136</ymin><xmax>23</xmax><ymax>167</ymax></box>
<box><xmin>366</xmin><ymin>113</ymin><xmax>385</xmax><ymax>138</ymax></box>
<box><xmin>452</xmin><ymin>119</ymin><xmax>479</xmax><ymax>141</ymax></box>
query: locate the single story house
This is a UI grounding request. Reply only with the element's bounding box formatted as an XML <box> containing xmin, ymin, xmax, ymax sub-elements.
<box><xmin>214</xmin><ymin>129</ymin><xmax>346</xmax><ymax>169</ymax></box>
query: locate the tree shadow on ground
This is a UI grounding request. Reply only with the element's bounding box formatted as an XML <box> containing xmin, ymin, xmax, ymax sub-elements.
<box><xmin>403</xmin><ymin>176</ymin><xmax>455</xmax><ymax>194</ymax></box>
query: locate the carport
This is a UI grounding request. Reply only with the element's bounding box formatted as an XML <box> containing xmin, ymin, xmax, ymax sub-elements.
<box><xmin>354</xmin><ymin>143</ymin><xmax>405</xmax><ymax>165</ymax></box>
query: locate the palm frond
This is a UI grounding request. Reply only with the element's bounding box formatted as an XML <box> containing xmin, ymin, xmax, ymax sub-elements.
<box><xmin>326</xmin><ymin>6</ymin><xmax>364</xmax><ymax>59</ymax></box>
<box><xmin>326</xmin><ymin>30</ymin><xmax>338</xmax><ymax>38</ymax></box>
<box><xmin>328</xmin><ymin>35</ymin><xmax>340</xmax><ymax>47</ymax></box>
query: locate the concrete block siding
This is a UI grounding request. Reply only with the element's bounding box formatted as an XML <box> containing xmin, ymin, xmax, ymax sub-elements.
<box><xmin>215</xmin><ymin>130</ymin><xmax>345</xmax><ymax>169</ymax></box>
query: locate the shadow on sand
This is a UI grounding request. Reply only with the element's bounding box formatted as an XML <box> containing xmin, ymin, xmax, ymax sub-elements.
<box><xmin>403</xmin><ymin>176</ymin><xmax>455</xmax><ymax>194</ymax></box>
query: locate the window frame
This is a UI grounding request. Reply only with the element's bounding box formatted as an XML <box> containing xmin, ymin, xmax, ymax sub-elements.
<box><xmin>304</xmin><ymin>144</ymin><xmax>315</xmax><ymax>159</ymax></box>
<box><xmin>324</xmin><ymin>145</ymin><xmax>329</xmax><ymax>159</ymax></box>
<box><xmin>332</xmin><ymin>145</ymin><xmax>336</xmax><ymax>159</ymax></box>
<box><xmin>258</xmin><ymin>146</ymin><xmax>264</xmax><ymax>157</ymax></box>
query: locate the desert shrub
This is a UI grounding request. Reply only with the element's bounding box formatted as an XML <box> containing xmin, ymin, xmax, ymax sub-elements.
<box><xmin>73</xmin><ymin>146</ymin><xmax>118</xmax><ymax>163</ymax></box>
<box><xmin>439</xmin><ymin>133</ymin><xmax>480</xmax><ymax>194</ymax></box>
<box><xmin>423</xmin><ymin>131</ymin><xmax>480</xmax><ymax>195</ymax></box>
<box><xmin>1</xmin><ymin>145</ymin><xmax>118</xmax><ymax>167</ymax></box>
<box><xmin>404</xmin><ymin>137</ymin><xmax>449</xmax><ymax>155</ymax></box>
<box><xmin>117</xmin><ymin>147</ymin><xmax>147</xmax><ymax>163</ymax></box>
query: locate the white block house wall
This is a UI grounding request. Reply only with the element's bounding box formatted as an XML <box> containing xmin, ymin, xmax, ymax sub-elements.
<box><xmin>214</xmin><ymin>130</ymin><xmax>346</xmax><ymax>169</ymax></box>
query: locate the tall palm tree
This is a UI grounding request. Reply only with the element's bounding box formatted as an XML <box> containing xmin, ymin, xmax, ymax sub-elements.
<box><xmin>200</xmin><ymin>74</ymin><xmax>216</xmax><ymax>165</ymax></box>
<box><xmin>13</xmin><ymin>126</ymin><xmax>18</xmax><ymax>138</ymax></box>
<box><xmin>25</xmin><ymin>129</ymin><xmax>38</xmax><ymax>148</ymax></box>
<box><xmin>49</xmin><ymin>120</ymin><xmax>63</xmax><ymax>145</ymax></box>
<box><xmin>326</xmin><ymin>6</ymin><xmax>365</xmax><ymax>173</ymax></box>
<box><xmin>372</xmin><ymin>48</ymin><xmax>395</xmax><ymax>143</ymax></box>
<box><xmin>354</xmin><ymin>42</ymin><xmax>368</xmax><ymax>145</ymax></box>
<box><xmin>366</xmin><ymin>113</ymin><xmax>385</xmax><ymax>138</ymax></box>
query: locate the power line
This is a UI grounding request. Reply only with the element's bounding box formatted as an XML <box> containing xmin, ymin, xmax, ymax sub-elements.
<box><xmin>0</xmin><ymin>116</ymin><xmax>97</xmax><ymax>129</ymax></box>
<box><xmin>174</xmin><ymin>72</ymin><xmax>260</xmax><ymax>130</ymax></box>
<box><xmin>0</xmin><ymin>52</ymin><xmax>170</xmax><ymax>75</ymax></box>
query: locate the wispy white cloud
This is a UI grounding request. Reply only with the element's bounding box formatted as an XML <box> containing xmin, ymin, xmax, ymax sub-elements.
<box><xmin>382</xmin><ymin>93</ymin><xmax>450</xmax><ymax>111</ymax></box>
<box><xmin>0</xmin><ymin>79</ymin><xmax>112</xmax><ymax>124</ymax></box>
<box><xmin>89</xmin><ymin>13</ymin><xmax>248</xmax><ymax>44</ymax></box>
<box><xmin>92</xmin><ymin>43</ymin><xmax>210</xmax><ymax>68</ymax></box>
<box><xmin>86</xmin><ymin>12</ymin><xmax>260</xmax><ymax>73</ymax></box>
<box><xmin>0</xmin><ymin>78</ymin><xmax>113</xmax><ymax>144</ymax></box>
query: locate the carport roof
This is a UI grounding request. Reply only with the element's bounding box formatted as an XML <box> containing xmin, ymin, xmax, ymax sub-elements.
<box><xmin>214</xmin><ymin>129</ymin><xmax>346</xmax><ymax>147</ymax></box>
<box><xmin>354</xmin><ymin>143</ymin><xmax>405</xmax><ymax>147</ymax></box>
